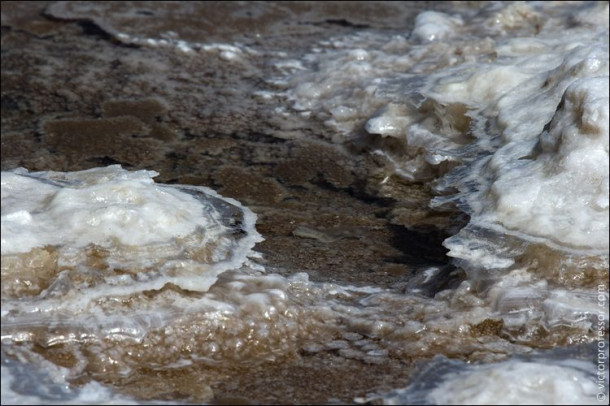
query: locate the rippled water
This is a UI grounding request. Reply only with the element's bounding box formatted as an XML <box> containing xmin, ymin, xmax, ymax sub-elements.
<box><xmin>2</xmin><ymin>1</ymin><xmax>609</xmax><ymax>404</ymax></box>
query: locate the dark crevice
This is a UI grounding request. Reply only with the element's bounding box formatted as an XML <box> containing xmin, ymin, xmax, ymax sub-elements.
<box><xmin>86</xmin><ymin>156</ymin><xmax>126</xmax><ymax>167</ymax></box>
<box><xmin>76</xmin><ymin>20</ymin><xmax>140</xmax><ymax>48</ymax></box>
<box><xmin>182</xmin><ymin>132</ymin><xmax>201</xmax><ymax>141</ymax></box>
<box><xmin>304</xmin><ymin>19</ymin><xmax>370</xmax><ymax>29</ymax></box>
<box><xmin>1</xmin><ymin>26</ymin><xmax>12</xmax><ymax>37</ymax></box>
<box><xmin>386</xmin><ymin>223</ymin><xmax>451</xmax><ymax>266</ymax></box>
<box><xmin>323</xmin><ymin>19</ymin><xmax>370</xmax><ymax>29</ymax></box>
<box><xmin>1</xmin><ymin>95</ymin><xmax>22</xmax><ymax>112</ymax></box>
<box><xmin>41</xmin><ymin>9</ymin><xmax>140</xmax><ymax>48</ymax></box>
<box><xmin>77</xmin><ymin>20</ymin><xmax>113</xmax><ymax>41</ymax></box>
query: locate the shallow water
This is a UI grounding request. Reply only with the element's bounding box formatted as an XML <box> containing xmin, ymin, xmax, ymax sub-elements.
<box><xmin>1</xmin><ymin>1</ymin><xmax>608</xmax><ymax>404</ymax></box>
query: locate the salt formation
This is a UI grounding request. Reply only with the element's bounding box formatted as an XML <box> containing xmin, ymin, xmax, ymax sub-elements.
<box><xmin>2</xmin><ymin>1</ymin><xmax>609</xmax><ymax>404</ymax></box>
<box><xmin>379</xmin><ymin>349</ymin><xmax>604</xmax><ymax>405</ymax></box>
<box><xmin>281</xmin><ymin>1</ymin><xmax>610</xmax><ymax>257</ymax></box>
<box><xmin>1</xmin><ymin>165</ymin><xmax>262</xmax><ymax>303</ymax></box>
<box><xmin>275</xmin><ymin>2</ymin><xmax>609</xmax><ymax>403</ymax></box>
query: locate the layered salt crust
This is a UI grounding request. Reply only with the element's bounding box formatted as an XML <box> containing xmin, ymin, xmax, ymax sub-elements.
<box><xmin>2</xmin><ymin>1</ymin><xmax>609</xmax><ymax>404</ymax></box>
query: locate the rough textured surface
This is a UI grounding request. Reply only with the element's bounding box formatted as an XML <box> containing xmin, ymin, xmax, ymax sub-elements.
<box><xmin>1</xmin><ymin>2</ymin><xmax>460</xmax><ymax>404</ymax></box>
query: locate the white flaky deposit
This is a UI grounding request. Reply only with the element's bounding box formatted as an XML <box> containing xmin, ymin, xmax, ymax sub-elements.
<box><xmin>486</xmin><ymin>76</ymin><xmax>609</xmax><ymax>250</ymax></box>
<box><xmin>426</xmin><ymin>360</ymin><xmax>600</xmax><ymax>405</ymax></box>
<box><xmin>379</xmin><ymin>355</ymin><xmax>605</xmax><ymax>405</ymax></box>
<box><xmin>3</xmin><ymin>1</ymin><xmax>609</xmax><ymax>404</ymax></box>
<box><xmin>1</xmin><ymin>166</ymin><xmax>213</xmax><ymax>255</ymax></box>
<box><xmin>271</xmin><ymin>5</ymin><xmax>610</xmax><ymax>403</ymax></box>
<box><xmin>0</xmin><ymin>165</ymin><xmax>263</xmax><ymax>311</ymax></box>
<box><xmin>410</xmin><ymin>11</ymin><xmax>463</xmax><ymax>43</ymax></box>
<box><xmin>279</xmin><ymin>1</ymin><xmax>610</xmax><ymax>254</ymax></box>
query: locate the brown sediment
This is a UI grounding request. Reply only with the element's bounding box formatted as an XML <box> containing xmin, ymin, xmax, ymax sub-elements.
<box><xmin>514</xmin><ymin>243</ymin><xmax>609</xmax><ymax>290</ymax></box>
<box><xmin>1</xmin><ymin>248</ymin><xmax>59</xmax><ymax>297</ymax></box>
<box><xmin>3</xmin><ymin>1</ymin><xmax>602</xmax><ymax>405</ymax></box>
<box><xmin>0</xmin><ymin>1</ymin><xmax>473</xmax><ymax>402</ymax></box>
<box><xmin>470</xmin><ymin>319</ymin><xmax>505</xmax><ymax>337</ymax></box>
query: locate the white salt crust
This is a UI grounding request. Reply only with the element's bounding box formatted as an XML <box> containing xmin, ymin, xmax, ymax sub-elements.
<box><xmin>2</xmin><ymin>2</ymin><xmax>610</xmax><ymax>405</ymax></box>
<box><xmin>426</xmin><ymin>360</ymin><xmax>599</xmax><ymax>405</ymax></box>
<box><xmin>1</xmin><ymin>165</ymin><xmax>263</xmax><ymax>316</ymax></box>
<box><xmin>378</xmin><ymin>352</ymin><xmax>606</xmax><ymax>405</ymax></box>
<box><xmin>280</xmin><ymin>1</ymin><xmax>610</xmax><ymax>254</ymax></box>
<box><xmin>1</xmin><ymin>166</ymin><xmax>214</xmax><ymax>255</ymax></box>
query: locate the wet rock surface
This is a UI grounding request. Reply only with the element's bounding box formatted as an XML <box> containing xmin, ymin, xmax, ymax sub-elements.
<box><xmin>2</xmin><ymin>2</ymin><xmax>461</xmax><ymax>404</ymax></box>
